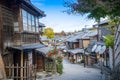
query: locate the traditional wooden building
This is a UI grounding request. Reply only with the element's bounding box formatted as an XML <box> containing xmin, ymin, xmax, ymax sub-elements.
<box><xmin>65</xmin><ymin>31</ymin><xmax>98</xmax><ymax>64</ymax></box>
<box><xmin>0</xmin><ymin>0</ymin><xmax>45</xmax><ymax>79</ymax></box>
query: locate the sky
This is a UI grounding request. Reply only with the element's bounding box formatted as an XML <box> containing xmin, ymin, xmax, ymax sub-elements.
<box><xmin>31</xmin><ymin>0</ymin><xmax>96</xmax><ymax>32</ymax></box>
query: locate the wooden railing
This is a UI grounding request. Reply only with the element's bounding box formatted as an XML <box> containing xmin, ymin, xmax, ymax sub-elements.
<box><xmin>5</xmin><ymin>63</ymin><xmax>37</xmax><ymax>80</ymax></box>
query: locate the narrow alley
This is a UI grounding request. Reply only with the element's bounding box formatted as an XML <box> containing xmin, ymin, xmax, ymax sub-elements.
<box><xmin>38</xmin><ymin>57</ymin><xmax>103</xmax><ymax>80</ymax></box>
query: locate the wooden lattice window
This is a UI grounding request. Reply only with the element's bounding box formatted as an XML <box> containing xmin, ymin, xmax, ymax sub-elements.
<box><xmin>2</xmin><ymin>6</ymin><xmax>14</xmax><ymax>41</ymax></box>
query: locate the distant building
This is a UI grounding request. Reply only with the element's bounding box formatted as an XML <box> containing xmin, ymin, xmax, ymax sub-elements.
<box><xmin>94</xmin><ymin>20</ymin><xmax>111</xmax><ymax>41</ymax></box>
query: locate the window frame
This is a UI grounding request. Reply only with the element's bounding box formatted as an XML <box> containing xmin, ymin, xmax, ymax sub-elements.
<box><xmin>22</xmin><ymin>9</ymin><xmax>39</xmax><ymax>33</ymax></box>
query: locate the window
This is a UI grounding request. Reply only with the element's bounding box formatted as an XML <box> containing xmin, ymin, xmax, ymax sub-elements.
<box><xmin>14</xmin><ymin>22</ymin><xmax>19</xmax><ymax>31</ymax></box>
<box><xmin>28</xmin><ymin>13</ymin><xmax>32</xmax><ymax>31</ymax></box>
<box><xmin>32</xmin><ymin>15</ymin><xmax>35</xmax><ymax>32</ymax></box>
<box><xmin>36</xmin><ymin>18</ymin><xmax>39</xmax><ymax>32</ymax></box>
<box><xmin>22</xmin><ymin>9</ymin><xmax>27</xmax><ymax>31</ymax></box>
<box><xmin>14</xmin><ymin>15</ymin><xmax>19</xmax><ymax>32</ymax></box>
<box><xmin>22</xmin><ymin>9</ymin><xmax>39</xmax><ymax>33</ymax></box>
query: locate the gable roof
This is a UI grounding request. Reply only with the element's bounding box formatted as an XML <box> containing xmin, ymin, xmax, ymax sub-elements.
<box><xmin>66</xmin><ymin>32</ymin><xmax>85</xmax><ymax>42</ymax></box>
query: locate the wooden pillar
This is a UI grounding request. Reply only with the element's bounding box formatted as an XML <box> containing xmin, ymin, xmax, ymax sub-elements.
<box><xmin>20</xmin><ymin>50</ymin><xmax>24</xmax><ymax>80</ymax></box>
<box><xmin>76</xmin><ymin>54</ymin><xmax>77</xmax><ymax>63</ymax></box>
<box><xmin>18</xmin><ymin>8</ymin><xmax>23</xmax><ymax>45</ymax></box>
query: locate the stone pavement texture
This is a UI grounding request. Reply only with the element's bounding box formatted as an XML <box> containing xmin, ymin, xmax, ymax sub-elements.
<box><xmin>37</xmin><ymin>57</ymin><xmax>103</xmax><ymax>80</ymax></box>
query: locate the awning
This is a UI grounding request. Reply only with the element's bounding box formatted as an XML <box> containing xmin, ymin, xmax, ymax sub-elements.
<box><xmin>92</xmin><ymin>44</ymin><xmax>97</xmax><ymax>52</ymax></box>
<box><xmin>58</xmin><ymin>45</ymin><xmax>67</xmax><ymax>50</ymax></box>
<box><xmin>67</xmin><ymin>48</ymin><xmax>84</xmax><ymax>54</ymax></box>
<box><xmin>91</xmin><ymin>43</ymin><xmax>106</xmax><ymax>54</ymax></box>
<box><xmin>99</xmin><ymin>46</ymin><xmax>106</xmax><ymax>54</ymax></box>
<box><xmin>9</xmin><ymin>43</ymin><xmax>46</xmax><ymax>50</ymax></box>
<box><xmin>95</xmin><ymin>45</ymin><xmax>102</xmax><ymax>53</ymax></box>
<box><xmin>35</xmin><ymin>46</ymin><xmax>54</xmax><ymax>55</ymax></box>
<box><xmin>67</xmin><ymin>48</ymin><xmax>90</xmax><ymax>55</ymax></box>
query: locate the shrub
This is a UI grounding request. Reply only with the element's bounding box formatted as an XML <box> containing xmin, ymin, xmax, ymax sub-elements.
<box><xmin>57</xmin><ymin>63</ymin><xmax>63</xmax><ymax>74</ymax></box>
<box><xmin>57</xmin><ymin>56</ymin><xmax>63</xmax><ymax>74</ymax></box>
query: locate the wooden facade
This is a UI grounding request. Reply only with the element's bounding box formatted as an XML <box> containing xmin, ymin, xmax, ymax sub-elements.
<box><xmin>37</xmin><ymin>54</ymin><xmax>45</xmax><ymax>71</ymax></box>
<box><xmin>114</xmin><ymin>23</ymin><xmax>120</xmax><ymax>67</ymax></box>
<box><xmin>97</xmin><ymin>20</ymin><xmax>111</xmax><ymax>41</ymax></box>
<box><xmin>0</xmin><ymin>0</ymin><xmax>45</xmax><ymax>79</ymax></box>
<box><xmin>113</xmin><ymin>23</ymin><xmax>120</xmax><ymax>79</ymax></box>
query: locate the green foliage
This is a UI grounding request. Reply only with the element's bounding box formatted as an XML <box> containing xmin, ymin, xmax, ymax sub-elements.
<box><xmin>57</xmin><ymin>63</ymin><xmax>63</xmax><ymax>74</ymax></box>
<box><xmin>106</xmin><ymin>25</ymin><xmax>116</xmax><ymax>35</ymax></box>
<box><xmin>104</xmin><ymin>35</ymin><xmax>114</xmax><ymax>48</ymax></box>
<box><xmin>64</xmin><ymin>0</ymin><xmax>120</xmax><ymax>21</ymax></box>
<box><xmin>44</xmin><ymin>27</ymin><xmax>55</xmax><ymax>39</ymax></box>
<box><xmin>108</xmin><ymin>17</ymin><xmax>120</xmax><ymax>26</ymax></box>
<box><xmin>56</xmin><ymin>56</ymin><xmax>63</xmax><ymax>74</ymax></box>
<box><xmin>107</xmin><ymin>17</ymin><xmax>119</xmax><ymax>34</ymax></box>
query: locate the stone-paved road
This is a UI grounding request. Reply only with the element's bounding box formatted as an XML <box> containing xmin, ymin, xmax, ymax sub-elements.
<box><xmin>38</xmin><ymin>57</ymin><xmax>103</xmax><ymax>80</ymax></box>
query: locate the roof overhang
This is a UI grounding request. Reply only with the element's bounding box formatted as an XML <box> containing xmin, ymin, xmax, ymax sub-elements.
<box><xmin>21</xmin><ymin>0</ymin><xmax>46</xmax><ymax>17</ymax></box>
<box><xmin>8</xmin><ymin>43</ymin><xmax>46</xmax><ymax>51</ymax></box>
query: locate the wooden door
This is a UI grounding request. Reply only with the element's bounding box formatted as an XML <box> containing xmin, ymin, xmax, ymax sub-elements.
<box><xmin>37</xmin><ymin>54</ymin><xmax>44</xmax><ymax>71</ymax></box>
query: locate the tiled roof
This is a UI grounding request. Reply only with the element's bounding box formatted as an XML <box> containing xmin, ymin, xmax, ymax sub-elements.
<box><xmin>67</xmin><ymin>48</ymin><xmax>84</xmax><ymax>54</ymax></box>
<box><xmin>66</xmin><ymin>31</ymin><xmax>97</xmax><ymax>42</ymax></box>
<box><xmin>40</xmin><ymin>36</ymin><xmax>48</xmax><ymax>41</ymax></box>
<box><xmin>93</xmin><ymin>19</ymin><xmax>109</xmax><ymax>26</ymax></box>
<box><xmin>9</xmin><ymin>43</ymin><xmax>46</xmax><ymax>50</ymax></box>
<box><xmin>36</xmin><ymin>46</ymin><xmax>54</xmax><ymax>55</ymax></box>
<box><xmin>66</xmin><ymin>32</ymin><xmax>85</xmax><ymax>42</ymax></box>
